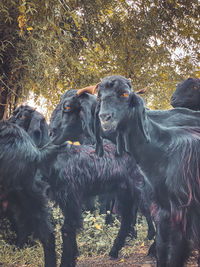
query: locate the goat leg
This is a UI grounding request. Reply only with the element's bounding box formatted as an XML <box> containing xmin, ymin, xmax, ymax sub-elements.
<box><xmin>155</xmin><ymin>214</ymin><xmax>170</xmax><ymax>267</ymax></box>
<box><xmin>167</xmin><ymin>227</ymin><xmax>189</xmax><ymax>267</ymax></box>
<box><xmin>60</xmin><ymin>222</ymin><xmax>78</xmax><ymax>267</ymax></box>
<box><xmin>109</xmin><ymin>192</ymin><xmax>137</xmax><ymax>258</ymax></box>
<box><xmin>40</xmin><ymin>231</ymin><xmax>57</xmax><ymax>267</ymax></box>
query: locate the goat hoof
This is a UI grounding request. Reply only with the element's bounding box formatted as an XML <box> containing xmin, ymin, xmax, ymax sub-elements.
<box><xmin>109</xmin><ymin>250</ymin><xmax>118</xmax><ymax>259</ymax></box>
<box><xmin>147</xmin><ymin>241</ymin><xmax>156</xmax><ymax>258</ymax></box>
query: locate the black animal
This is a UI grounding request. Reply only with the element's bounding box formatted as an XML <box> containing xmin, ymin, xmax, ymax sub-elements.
<box><xmin>9</xmin><ymin>105</ymin><xmax>49</xmax><ymax>147</ymax></box>
<box><xmin>50</xmin><ymin>90</ymin><xmax>116</xmax><ymax>219</ymax></box>
<box><xmin>86</xmin><ymin>75</ymin><xmax>200</xmax><ymax>267</ymax></box>
<box><xmin>6</xmin><ymin>105</ymin><xmax>51</xmax><ymax>245</ymax></box>
<box><xmin>50</xmin><ymin>89</ymin><xmax>97</xmax><ymax>145</ymax></box>
<box><xmin>0</xmin><ymin>121</ymin><xmax>67</xmax><ymax>267</ymax></box>
<box><xmin>50</xmin><ymin>89</ymin><xmax>155</xmax><ymax>237</ymax></box>
<box><xmin>8</xmin><ymin>105</ymin><xmax>50</xmax><ymax>187</ymax></box>
<box><xmin>43</xmin><ymin>140</ymin><xmax>145</xmax><ymax>267</ymax></box>
<box><xmin>171</xmin><ymin>78</ymin><xmax>200</xmax><ymax>110</ymax></box>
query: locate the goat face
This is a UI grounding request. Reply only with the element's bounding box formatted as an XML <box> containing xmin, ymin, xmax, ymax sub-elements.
<box><xmin>50</xmin><ymin>93</ymin><xmax>83</xmax><ymax>144</ymax></box>
<box><xmin>171</xmin><ymin>78</ymin><xmax>200</xmax><ymax>110</ymax></box>
<box><xmin>9</xmin><ymin>105</ymin><xmax>49</xmax><ymax>147</ymax></box>
<box><xmin>9</xmin><ymin>105</ymin><xmax>34</xmax><ymax>131</ymax></box>
<box><xmin>98</xmin><ymin>75</ymin><xmax>135</xmax><ymax>132</ymax></box>
<box><xmin>50</xmin><ymin>90</ymin><xmax>97</xmax><ymax>145</ymax></box>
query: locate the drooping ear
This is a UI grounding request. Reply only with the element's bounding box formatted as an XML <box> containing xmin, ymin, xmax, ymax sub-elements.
<box><xmin>27</xmin><ymin>112</ymin><xmax>42</xmax><ymax>147</ymax></box>
<box><xmin>134</xmin><ymin>96</ymin><xmax>151</xmax><ymax>143</ymax></box>
<box><xmin>94</xmin><ymin>103</ymin><xmax>104</xmax><ymax>157</ymax></box>
<box><xmin>123</xmin><ymin>131</ymin><xmax>132</xmax><ymax>154</ymax></box>
<box><xmin>79</xmin><ymin>97</ymin><xmax>96</xmax><ymax>144</ymax></box>
<box><xmin>115</xmin><ymin>132</ymin><xmax>124</xmax><ymax>156</ymax></box>
<box><xmin>128</xmin><ymin>91</ymin><xmax>138</xmax><ymax>108</ymax></box>
<box><xmin>39</xmin><ymin>118</ymin><xmax>50</xmax><ymax>147</ymax></box>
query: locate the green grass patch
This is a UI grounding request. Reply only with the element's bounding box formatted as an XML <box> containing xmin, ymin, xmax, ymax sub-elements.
<box><xmin>0</xmin><ymin>205</ymin><xmax>154</xmax><ymax>266</ymax></box>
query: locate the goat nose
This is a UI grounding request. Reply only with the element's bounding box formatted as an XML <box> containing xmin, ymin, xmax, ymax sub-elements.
<box><xmin>99</xmin><ymin>113</ymin><xmax>112</xmax><ymax>122</ymax></box>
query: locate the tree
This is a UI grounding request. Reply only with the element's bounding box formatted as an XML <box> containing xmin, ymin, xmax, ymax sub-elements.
<box><xmin>0</xmin><ymin>1</ymin><xmax>22</xmax><ymax>119</ymax></box>
<box><xmin>0</xmin><ymin>0</ymin><xmax>200</xmax><ymax>119</ymax></box>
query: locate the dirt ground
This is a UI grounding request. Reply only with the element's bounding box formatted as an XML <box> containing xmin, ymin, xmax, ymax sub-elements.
<box><xmin>1</xmin><ymin>245</ymin><xmax>198</xmax><ymax>267</ymax></box>
<box><xmin>77</xmin><ymin>245</ymin><xmax>199</xmax><ymax>267</ymax></box>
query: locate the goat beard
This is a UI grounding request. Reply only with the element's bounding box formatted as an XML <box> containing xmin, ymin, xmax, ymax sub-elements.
<box><xmin>100</xmin><ymin>119</ymin><xmax>118</xmax><ymax>132</ymax></box>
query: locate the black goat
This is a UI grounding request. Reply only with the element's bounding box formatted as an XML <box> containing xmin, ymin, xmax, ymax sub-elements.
<box><xmin>50</xmin><ymin>88</ymin><xmax>156</xmax><ymax>238</ymax></box>
<box><xmin>50</xmin><ymin>91</ymin><xmax>103</xmax><ymax>214</ymax></box>
<box><xmin>171</xmin><ymin>78</ymin><xmax>200</xmax><ymax>110</ymax></box>
<box><xmin>43</xmin><ymin>140</ymin><xmax>145</xmax><ymax>267</ymax></box>
<box><xmin>86</xmin><ymin>75</ymin><xmax>200</xmax><ymax>267</ymax></box>
<box><xmin>50</xmin><ymin>89</ymin><xmax>116</xmax><ymax>217</ymax></box>
<box><xmin>0</xmin><ymin>121</ymin><xmax>67</xmax><ymax>267</ymax></box>
<box><xmin>5</xmin><ymin>105</ymin><xmax>51</xmax><ymax>246</ymax></box>
<box><xmin>9</xmin><ymin>105</ymin><xmax>49</xmax><ymax>147</ymax></box>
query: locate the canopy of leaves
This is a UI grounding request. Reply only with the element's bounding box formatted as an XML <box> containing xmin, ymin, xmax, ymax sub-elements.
<box><xmin>0</xmin><ymin>0</ymin><xmax>200</xmax><ymax>117</ymax></box>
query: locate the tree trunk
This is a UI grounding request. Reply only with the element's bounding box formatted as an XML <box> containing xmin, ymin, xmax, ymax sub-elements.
<box><xmin>0</xmin><ymin>87</ymin><xmax>8</xmax><ymax>120</ymax></box>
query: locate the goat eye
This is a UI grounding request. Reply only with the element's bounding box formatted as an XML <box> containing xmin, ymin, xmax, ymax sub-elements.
<box><xmin>194</xmin><ymin>86</ymin><xmax>198</xmax><ymax>90</ymax></box>
<box><xmin>65</xmin><ymin>106</ymin><xmax>71</xmax><ymax>110</ymax></box>
<box><xmin>122</xmin><ymin>93</ymin><xmax>129</xmax><ymax>98</ymax></box>
<box><xmin>20</xmin><ymin>115</ymin><xmax>26</xmax><ymax>119</ymax></box>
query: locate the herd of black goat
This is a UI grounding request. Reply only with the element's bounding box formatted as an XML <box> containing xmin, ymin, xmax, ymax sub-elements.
<box><xmin>0</xmin><ymin>76</ymin><xmax>200</xmax><ymax>267</ymax></box>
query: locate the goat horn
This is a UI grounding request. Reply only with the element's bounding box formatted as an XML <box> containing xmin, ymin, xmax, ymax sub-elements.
<box><xmin>136</xmin><ymin>87</ymin><xmax>148</xmax><ymax>95</ymax></box>
<box><xmin>77</xmin><ymin>83</ymin><xmax>100</xmax><ymax>96</ymax></box>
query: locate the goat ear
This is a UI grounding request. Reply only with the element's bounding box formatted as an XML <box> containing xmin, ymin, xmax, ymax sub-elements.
<box><xmin>115</xmin><ymin>132</ymin><xmax>124</xmax><ymax>156</ymax></box>
<box><xmin>79</xmin><ymin>98</ymin><xmax>96</xmax><ymax>144</ymax></box>
<box><xmin>80</xmin><ymin>108</ymin><xmax>96</xmax><ymax>143</ymax></box>
<box><xmin>135</xmin><ymin>96</ymin><xmax>151</xmax><ymax>143</ymax></box>
<box><xmin>128</xmin><ymin>92</ymin><xmax>138</xmax><ymax>108</ymax></box>
<box><xmin>123</xmin><ymin>131</ymin><xmax>132</xmax><ymax>154</ymax></box>
<box><xmin>94</xmin><ymin>104</ymin><xmax>104</xmax><ymax>157</ymax></box>
<box><xmin>27</xmin><ymin>112</ymin><xmax>42</xmax><ymax>147</ymax></box>
<box><xmin>95</xmin><ymin>138</ymin><xmax>104</xmax><ymax>157</ymax></box>
<box><xmin>39</xmin><ymin>118</ymin><xmax>49</xmax><ymax>147</ymax></box>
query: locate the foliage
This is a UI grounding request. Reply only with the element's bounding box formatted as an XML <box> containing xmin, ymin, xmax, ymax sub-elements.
<box><xmin>77</xmin><ymin>211</ymin><xmax>121</xmax><ymax>257</ymax></box>
<box><xmin>0</xmin><ymin>0</ymin><xmax>200</xmax><ymax>118</ymax></box>
<box><xmin>0</xmin><ymin>217</ymin><xmax>44</xmax><ymax>266</ymax></box>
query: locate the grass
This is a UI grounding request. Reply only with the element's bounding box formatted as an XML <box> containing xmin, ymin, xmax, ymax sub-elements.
<box><xmin>0</xmin><ymin>204</ymin><xmax>153</xmax><ymax>266</ymax></box>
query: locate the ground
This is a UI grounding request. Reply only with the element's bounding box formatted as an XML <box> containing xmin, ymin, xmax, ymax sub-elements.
<box><xmin>0</xmin><ymin>212</ymin><xmax>199</xmax><ymax>266</ymax></box>
<box><xmin>0</xmin><ymin>243</ymin><xmax>199</xmax><ymax>266</ymax></box>
<box><xmin>77</xmin><ymin>245</ymin><xmax>198</xmax><ymax>267</ymax></box>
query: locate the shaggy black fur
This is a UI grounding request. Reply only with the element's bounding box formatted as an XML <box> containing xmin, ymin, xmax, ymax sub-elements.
<box><xmin>50</xmin><ymin>90</ymin><xmax>117</xmax><ymax>220</ymax></box>
<box><xmin>0</xmin><ymin>121</ymin><xmax>66</xmax><ymax>267</ymax></box>
<box><xmin>6</xmin><ymin>105</ymin><xmax>51</xmax><ymax>247</ymax></box>
<box><xmin>50</xmin><ymin>89</ymin><xmax>155</xmax><ymax>238</ymax></box>
<box><xmin>93</xmin><ymin>75</ymin><xmax>200</xmax><ymax>267</ymax></box>
<box><xmin>50</xmin><ymin>90</ymin><xmax>102</xmax><ymax>214</ymax></box>
<box><xmin>171</xmin><ymin>78</ymin><xmax>200</xmax><ymax>110</ymax></box>
<box><xmin>43</xmin><ymin>141</ymin><xmax>145</xmax><ymax>267</ymax></box>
